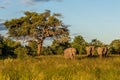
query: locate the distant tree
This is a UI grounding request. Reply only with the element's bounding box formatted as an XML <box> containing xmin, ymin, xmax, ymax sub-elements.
<box><xmin>90</xmin><ymin>39</ymin><xmax>104</xmax><ymax>47</ymax></box>
<box><xmin>4</xmin><ymin>10</ymin><xmax>69</xmax><ymax>56</ymax></box>
<box><xmin>14</xmin><ymin>46</ymin><xmax>28</xmax><ymax>59</ymax></box>
<box><xmin>2</xmin><ymin>38</ymin><xmax>21</xmax><ymax>58</ymax></box>
<box><xmin>41</xmin><ymin>46</ymin><xmax>53</xmax><ymax>55</ymax></box>
<box><xmin>51</xmin><ymin>40</ymin><xmax>70</xmax><ymax>55</ymax></box>
<box><xmin>110</xmin><ymin>39</ymin><xmax>120</xmax><ymax>54</ymax></box>
<box><xmin>71</xmin><ymin>35</ymin><xmax>87</xmax><ymax>54</ymax></box>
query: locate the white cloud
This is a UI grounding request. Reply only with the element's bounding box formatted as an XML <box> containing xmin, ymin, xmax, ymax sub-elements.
<box><xmin>22</xmin><ymin>0</ymin><xmax>34</xmax><ymax>5</ymax></box>
<box><xmin>22</xmin><ymin>0</ymin><xmax>61</xmax><ymax>6</ymax></box>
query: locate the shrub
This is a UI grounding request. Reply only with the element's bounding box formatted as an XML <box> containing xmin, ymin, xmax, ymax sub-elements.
<box><xmin>27</xmin><ymin>41</ymin><xmax>37</xmax><ymax>56</ymax></box>
<box><xmin>14</xmin><ymin>47</ymin><xmax>28</xmax><ymax>59</ymax></box>
<box><xmin>41</xmin><ymin>47</ymin><xmax>53</xmax><ymax>55</ymax></box>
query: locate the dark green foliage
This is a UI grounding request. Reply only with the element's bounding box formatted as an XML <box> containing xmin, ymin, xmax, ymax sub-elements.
<box><xmin>14</xmin><ymin>47</ymin><xmax>29</xmax><ymax>59</ymax></box>
<box><xmin>27</xmin><ymin>41</ymin><xmax>37</xmax><ymax>56</ymax></box>
<box><xmin>2</xmin><ymin>38</ymin><xmax>21</xmax><ymax>58</ymax></box>
<box><xmin>0</xmin><ymin>44</ymin><xmax>2</xmax><ymax>55</ymax></box>
<box><xmin>71</xmin><ymin>35</ymin><xmax>87</xmax><ymax>54</ymax></box>
<box><xmin>51</xmin><ymin>40</ymin><xmax>70</xmax><ymax>55</ymax></box>
<box><xmin>4</xmin><ymin>10</ymin><xmax>69</xmax><ymax>55</ymax></box>
<box><xmin>0</xmin><ymin>35</ymin><xmax>3</xmax><ymax>55</ymax></box>
<box><xmin>41</xmin><ymin>46</ymin><xmax>53</xmax><ymax>55</ymax></box>
<box><xmin>90</xmin><ymin>39</ymin><xmax>104</xmax><ymax>47</ymax></box>
<box><xmin>110</xmin><ymin>39</ymin><xmax>120</xmax><ymax>54</ymax></box>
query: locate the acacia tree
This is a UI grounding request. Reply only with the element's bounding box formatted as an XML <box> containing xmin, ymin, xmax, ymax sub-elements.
<box><xmin>4</xmin><ymin>10</ymin><xmax>69</xmax><ymax>56</ymax></box>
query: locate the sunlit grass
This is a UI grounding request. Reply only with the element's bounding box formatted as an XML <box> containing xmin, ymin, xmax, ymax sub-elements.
<box><xmin>0</xmin><ymin>55</ymin><xmax>120</xmax><ymax>80</ymax></box>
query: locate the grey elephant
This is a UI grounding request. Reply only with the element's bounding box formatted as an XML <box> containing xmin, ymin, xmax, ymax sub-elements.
<box><xmin>97</xmin><ymin>47</ymin><xmax>108</xmax><ymax>58</ymax></box>
<box><xmin>86</xmin><ymin>46</ymin><xmax>95</xmax><ymax>56</ymax></box>
<box><xmin>64</xmin><ymin>48</ymin><xmax>76</xmax><ymax>59</ymax></box>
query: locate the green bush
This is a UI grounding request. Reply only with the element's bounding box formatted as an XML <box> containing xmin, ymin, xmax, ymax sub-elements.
<box><xmin>14</xmin><ymin>47</ymin><xmax>28</xmax><ymax>59</ymax></box>
<box><xmin>27</xmin><ymin>41</ymin><xmax>37</xmax><ymax>56</ymax></box>
<box><xmin>0</xmin><ymin>44</ymin><xmax>3</xmax><ymax>55</ymax></box>
<box><xmin>110</xmin><ymin>39</ymin><xmax>120</xmax><ymax>54</ymax></box>
<box><xmin>71</xmin><ymin>35</ymin><xmax>87</xmax><ymax>54</ymax></box>
<box><xmin>41</xmin><ymin>47</ymin><xmax>53</xmax><ymax>55</ymax></box>
<box><xmin>51</xmin><ymin>40</ymin><xmax>70</xmax><ymax>55</ymax></box>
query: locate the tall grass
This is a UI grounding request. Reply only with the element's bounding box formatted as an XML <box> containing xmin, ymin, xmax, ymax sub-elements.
<box><xmin>0</xmin><ymin>55</ymin><xmax>120</xmax><ymax>80</ymax></box>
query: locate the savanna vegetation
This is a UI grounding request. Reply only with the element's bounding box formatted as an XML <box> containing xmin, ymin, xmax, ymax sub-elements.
<box><xmin>0</xmin><ymin>10</ymin><xmax>120</xmax><ymax>80</ymax></box>
<box><xmin>0</xmin><ymin>55</ymin><xmax>120</xmax><ymax>80</ymax></box>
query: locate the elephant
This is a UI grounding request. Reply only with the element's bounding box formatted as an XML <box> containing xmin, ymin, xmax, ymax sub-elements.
<box><xmin>97</xmin><ymin>47</ymin><xmax>108</xmax><ymax>58</ymax></box>
<box><xmin>64</xmin><ymin>48</ymin><xmax>77</xmax><ymax>59</ymax></box>
<box><xmin>86</xmin><ymin>46</ymin><xmax>95</xmax><ymax>57</ymax></box>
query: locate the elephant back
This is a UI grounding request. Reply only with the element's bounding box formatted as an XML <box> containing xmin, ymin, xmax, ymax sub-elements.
<box><xmin>64</xmin><ymin>48</ymin><xmax>76</xmax><ymax>59</ymax></box>
<box><xmin>97</xmin><ymin>47</ymin><xmax>108</xmax><ymax>58</ymax></box>
<box><xmin>97</xmin><ymin>47</ymin><xmax>103</xmax><ymax>55</ymax></box>
<box><xmin>86</xmin><ymin>46</ymin><xmax>94</xmax><ymax>56</ymax></box>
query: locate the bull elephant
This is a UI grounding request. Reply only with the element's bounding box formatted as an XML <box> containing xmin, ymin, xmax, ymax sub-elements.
<box><xmin>86</xmin><ymin>46</ymin><xmax>95</xmax><ymax>57</ymax></box>
<box><xmin>97</xmin><ymin>47</ymin><xmax>108</xmax><ymax>58</ymax></box>
<box><xmin>64</xmin><ymin>48</ymin><xmax>76</xmax><ymax>59</ymax></box>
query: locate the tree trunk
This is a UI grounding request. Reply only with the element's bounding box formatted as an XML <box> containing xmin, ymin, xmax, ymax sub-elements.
<box><xmin>37</xmin><ymin>42</ymin><xmax>42</xmax><ymax>56</ymax></box>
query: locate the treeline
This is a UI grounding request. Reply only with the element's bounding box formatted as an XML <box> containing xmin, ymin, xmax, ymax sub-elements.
<box><xmin>1</xmin><ymin>10</ymin><xmax>120</xmax><ymax>59</ymax></box>
<box><xmin>0</xmin><ymin>35</ymin><xmax>120</xmax><ymax>59</ymax></box>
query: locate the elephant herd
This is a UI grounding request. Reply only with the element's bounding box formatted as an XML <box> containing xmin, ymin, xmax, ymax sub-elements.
<box><xmin>64</xmin><ymin>46</ymin><xmax>108</xmax><ymax>59</ymax></box>
<box><xmin>86</xmin><ymin>46</ymin><xmax>108</xmax><ymax>58</ymax></box>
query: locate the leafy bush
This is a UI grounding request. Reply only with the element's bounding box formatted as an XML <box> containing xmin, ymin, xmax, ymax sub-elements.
<box><xmin>51</xmin><ymin>40</ymin><xmax>70</xmax><ymax>55</ymax></box>
<box><xmin>14</xmin><ymin>47</ymin><xmax>28</xmax><ymax>59</ymax></box>
<box><xmin>110</xmin><ymin>39</ymin><xmax>120</xmax><ymax>54</ymax></box>
<box><xmin>1</xmin><ymin>38</ymin><xmax>21</xmax><ymax>58</ymax></box>
<box><xmin>71</xmin><ymin>35</ymin><xmax>87</xmax><ymax>54</ymax></box>
<box><xmin>27</xmin><ymin>41</ymin><xmax>37</xmax><ymax>56</ymax></box>
<box><xmin>0</xmin><ymin>43</ymin><xmax>3</xmax><ymax>55</ymax></box>
<box><xmin>41</xmin><ymin>47</ymin><xmax>53</xmax><ymax>55</ymax></box>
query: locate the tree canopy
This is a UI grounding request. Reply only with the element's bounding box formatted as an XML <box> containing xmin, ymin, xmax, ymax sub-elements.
<box><xmin>4</xmin><ymin>10</ymin><xmax>69</xmax><ymax>56</ymax></box>
<box><xmin>71</xmin><ymin>35</ymin><xmax>87</xmax><ymax>54</ymax></box>
<box><xmin>110</xmin><ymin>39</ymin><xmax>120</xmax><ymax>54</ymax></box>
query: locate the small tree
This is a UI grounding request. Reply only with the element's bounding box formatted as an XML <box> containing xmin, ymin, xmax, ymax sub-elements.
<box><xmin>1</xmin><ymin>38</ymin><xmax>21</xmax><ymax>58</ymax></box>
<box><xmin>71</xmin><ymin>35</ymin><xmax>87</xmax><ymax>54</ymax></box>
<box><xmin>14</xmin><ymin>47</ymin><xmax>28</xmax><ymax>59</ymax></box>
<box><xmin>110</xmin><ymin>39</ymin><xmax>120</xmax><ymax>54</ymax></box>
<box><xmin>4</xmin><ymin>10</ymin><xmax>69</xmax><ymax>56</ymax></box>
<box><xmin>90</xmin><ymin>39</ymin><xmax>104</xmax><ymax>47</ymax></box>
<box><xmin>41</xmin><ymin>46</ymin><xmax>53</xmax><ymax>55</ymax></box>
<box><xmin>51</xmin><ymin>40</ymin><xmax>70</xmax><ymax>54</ymax></box>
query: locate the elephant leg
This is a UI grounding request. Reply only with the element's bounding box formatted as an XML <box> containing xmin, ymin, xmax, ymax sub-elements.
<box><xmin>99</xmin><ymin>54</ymin><xmax>102</xmax><ymax>58</ymax></box>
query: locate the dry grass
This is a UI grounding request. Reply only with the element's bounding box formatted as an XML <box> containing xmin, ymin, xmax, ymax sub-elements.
<box><xmin>0</xmin><ymin>55</ymin><xmax>120</xmax><ymax>80</ymax></box>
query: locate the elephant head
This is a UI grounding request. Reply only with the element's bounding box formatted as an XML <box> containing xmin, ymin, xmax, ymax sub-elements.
<box><xmin>97</xmin><ymin>47</ymin><xmax>108</xmax><ymax>58</ymax></box>
<box><xmin>64</xmin><ymin>48</ymin><xmax>76</xmax><ymax>59</ymax></box>
<box><xmin>86</xmin><ymin>46</ymin><xmax>95</xmax><ymax>57</ymax></box>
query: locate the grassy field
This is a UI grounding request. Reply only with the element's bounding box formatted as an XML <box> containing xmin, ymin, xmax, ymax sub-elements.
<box><xmin>0</xmin><ymin>55</ymin><xmax>120</xmax><ymax>80</ymax></box>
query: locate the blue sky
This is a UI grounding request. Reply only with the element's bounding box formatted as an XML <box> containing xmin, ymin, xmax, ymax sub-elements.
<box><xmin>0</xmin><ymin>0</ymin><xmax>120</xmax><ymax>44</ymax></box>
